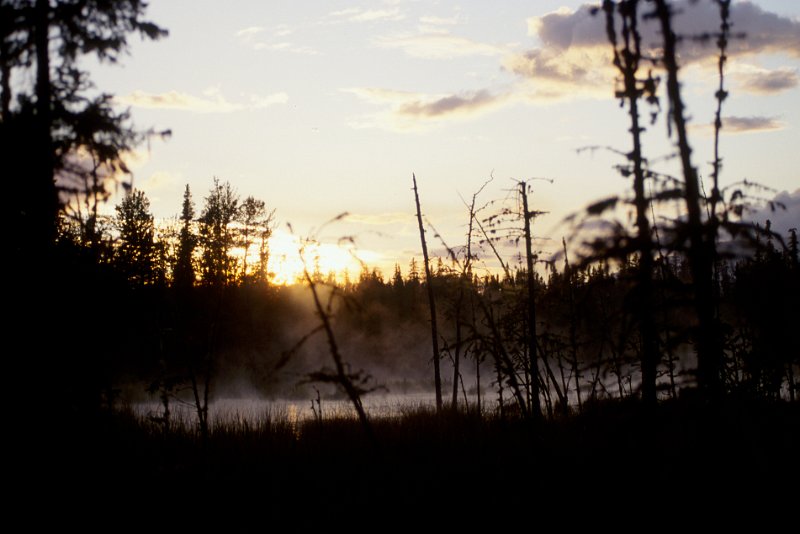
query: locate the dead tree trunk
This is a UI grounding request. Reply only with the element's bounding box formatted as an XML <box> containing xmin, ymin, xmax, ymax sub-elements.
<box><xmin>602</xmin><ymin>0</ymin><xmax>659</xmax><ymax>407</ymax></box>
<box><xmin>562</xmin><ymin>238</ymin><xmax>582</xmax><ymax>411</ymax></box>
<box><xmin>305</xmin><ymin>270</ymin><xmax>374</xmax><ymax>441</ymax></box>
<box><xmin>413</xmin><ymin>173</ymin><xmax>443</xmax><ymax>411</ymax></box>
<box><xmin>520</xmin><ymin>181</ymin><xmax>542</xmax><ymax>419</ymax></box>
<box><xmin>653</xmin><ymin>0</ymin><xmax>722</xmax><ymax>399</ymax></box>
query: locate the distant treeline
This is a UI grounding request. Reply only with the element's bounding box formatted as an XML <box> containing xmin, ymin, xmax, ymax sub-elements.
<box><xmin>46</xmin><ymin>178</ymin><xmax>800</xmax><ymax>423</ymax></box>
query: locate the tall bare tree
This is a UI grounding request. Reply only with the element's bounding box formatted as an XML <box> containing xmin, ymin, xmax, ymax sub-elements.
<box><xmin>413</xmin><ymin>173</ymin><xmax>443</xmax><ymax>411</ymax></box>
<box><xmin>652</xmin><ymin>0</ymin><xmax>722</xmax><ymax>398</ymax></box>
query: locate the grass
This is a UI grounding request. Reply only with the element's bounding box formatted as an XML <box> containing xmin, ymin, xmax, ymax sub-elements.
<box><xmin>26</xmin><ymin>396</ymin><xmax>799</xmax><ymax>530</ymax></box>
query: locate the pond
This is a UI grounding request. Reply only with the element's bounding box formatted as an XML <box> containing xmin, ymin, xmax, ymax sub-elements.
<box><xmin>133</xmin><ymin>391</ymin><xmax>493</xmax><ymax>427</ymax></box>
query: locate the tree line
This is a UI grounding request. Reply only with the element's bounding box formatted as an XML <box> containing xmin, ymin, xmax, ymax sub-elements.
<box><xmin>58</xmin><ymin>178</ymin><xmax>275</xmax><ymax>290</ymax></box>
<box><xmin>2</xmin><ymin>1</ymin><xmax>798</xmax><ymax>432</ymax></box>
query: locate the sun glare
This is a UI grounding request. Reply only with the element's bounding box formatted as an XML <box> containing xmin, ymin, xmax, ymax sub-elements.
<box><xmin>266</xmin><ymin>229</ymin><xmax>380</xmax><ymax>285</ymax></box>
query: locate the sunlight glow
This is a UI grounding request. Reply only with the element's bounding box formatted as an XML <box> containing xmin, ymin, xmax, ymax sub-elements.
<box><xmin>267</xmin><ymin>228</ymin><xmax>382</xmax><ymax>285</ymax></box>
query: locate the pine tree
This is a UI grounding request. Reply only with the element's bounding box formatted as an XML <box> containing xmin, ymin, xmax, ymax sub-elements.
<box><xmin>114</xmin><ymin>189</ymin><xmax>155</xmax><ymax>286</ymax></box>
<box><xmin>2</xmin><ymin>0</ymin><xmax>167</xmax><ymax>256</ymax></box>
<box><xmin>198</xmin><ymin>178</ymin><xmax>239</xmax><ymax>286</ymax></box>
<box><xmin>173</xmin><ymin>184</ymin><xmax>196</xmax><ymax>289</ymax></box>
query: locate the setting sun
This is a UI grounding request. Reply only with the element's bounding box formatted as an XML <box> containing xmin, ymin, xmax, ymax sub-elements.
<box><xmin>266</xmin><ymin>228</ymin><xmax>382</xmax><ymax>285</ymax></box>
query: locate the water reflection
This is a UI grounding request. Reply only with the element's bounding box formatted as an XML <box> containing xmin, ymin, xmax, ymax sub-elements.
<box><xmin>134</xmin><ymin>392</ymin><xmax>490</xmax><ymax>427</ymax></box>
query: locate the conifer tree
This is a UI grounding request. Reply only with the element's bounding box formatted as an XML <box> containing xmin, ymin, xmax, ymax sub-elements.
<box><xmin>114</xmin><ymin>189</ymin><xmax>155</xmax><ymax>286</ymax></box>
<box><xmin>174</xmin><ymin>184</ymin><xmax>196</xmax><ymax>289</ymax></box>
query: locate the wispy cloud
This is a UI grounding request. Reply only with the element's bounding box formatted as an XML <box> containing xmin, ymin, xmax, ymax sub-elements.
<box><xmin>235</xmin><ymin>24</ymin><xmax>318</xmax><ymax>54</ymax></box>
<box><xmin>376</xmin><ymin>33</ymin><xmax>511</xmax><ymax>59</ymax></box>
<box><xmin>351</xmin><ymin>8</ymin><xmax>404</xmax><ymax>22</ymax></box>
<box><xmin>236</xmin><ymin>26</ymin><xmax>266</xmax><ymax>38</ymax></box>
<box><xmin>328</xmin><ymin>7</ymin><xmax>404</xmax><ymax>23</ymax></box>
<box><xmin>273</xmin><ymin>24</ymin><xmax>293</xmax><ymax>37</ymax></box>
<box><xmin>692</xmin><ymin>115</ymin><xmax>785</xmax><ymax>135</ymax></box>
<box><xmin>721</xmin><ymin>116</ymin><xmax>785</xmax><ymax>133</ymax></box>
<box><xmin>250</xmin><ymin>92</ymin><xmax>289</xmax><ymax>108</ymax></box>
<box><xmin>419</xmin><ymin>15</ymin><xmax>459</xmax><ymax>27</ymax></box>
<box><xmin>417</xmin><ymin>14</ymin><xmax>461</xmax><ymax>33</ymax></box>
<box><xmin>397</xmin><ymin>90</ymin><xmax>507</xmax><ymax>118</ymax></box>
<box><xmin>254</xmin><ymin>42</ymin><xmax>319</xmax><ymax>54</ymax></box>
<box><xmin>117</xmin><ymin>89</ymin><xmax>288</xmax><ymax>113</ymax></box>
<box><xmin>235</xmin><ymin>26</ymin><xmax>267</xmax><ymax>50</ymax></box>
<box><xmin>735</xmin><ymin>66</ymin><xmax>799</xmax><ymax>94</ymax></box>
<box><xmin>329</xmin><ymin>8</ymin><xmax>360</xmax><ymax>18</ymax></box>
<box><xmin>117</xmin><ymin>90</ymin><xmax>241</xmax><ymax>113</ymax></box>
<box><xmin>343</xmin><ymin>86</ymin><xmax>510</xmax><ymax>131</ymax></box>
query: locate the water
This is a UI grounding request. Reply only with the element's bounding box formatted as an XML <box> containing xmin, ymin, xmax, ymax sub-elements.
<box><xmin>133</xmin><ymin>392</ymin><xmax>491</xmax><ymax>426</ymax></box>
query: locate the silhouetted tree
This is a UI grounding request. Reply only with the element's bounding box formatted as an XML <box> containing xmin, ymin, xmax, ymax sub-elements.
<box><xmin>518</xmin><ymin>180</ymin><xmax>543</xmax><ymax>419</ymax></box>
<box><xmin>237</xmin><ymin>195</ymin><xmax>274</xmax><ymax>284</ymax></box>
<box><xmin>413</xmin><ymin>173</ymin><xmax>443</xmax><ymax>411</ymax></box>
<box><xmin>199</xmin><ymin>178</ymin><xmax>239</xmax><ymax>286</ymax></box>
<box><xmin>392</xmin><ymin>263</ymin><xmax>404</xmax><ymax>289</ymax></box>
<box><xmin>652</xmin><ymin>0</ymin><xmax>722</xmax><ymax>399</ymax></box>
<box><xmin>173</xmin><ymin>184</ymin><xmax>197</xmax><ymax>289</ymax></box>
<box><xmin>600</xmin><ymin>0</ymin><xmax>660</xmax><ymax>406</ymax></box>
<box><xmin>2</xmin><ymin>1</ymin><xmax>167</xmax><ymax>424</ymax></box>
<box><xmin>114</xmin><ymin>189</ymin><xmax>156</xmax><ymax>286</ymax></box>
<box><xmin>3</xmin><ymin>0</ymin><xmax>167</xmax><ymax>257</ymax></box>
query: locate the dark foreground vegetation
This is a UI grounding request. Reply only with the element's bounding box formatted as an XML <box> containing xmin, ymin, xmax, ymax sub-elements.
<box><xmin>40</xmin><ymin>399</ymin><xmax>799</xmax><ymax>530</ymax></box>
<box><xmin>3</xmin><ymin>1</ymin><xmax>798</xmax><ymax>529</ymax></box>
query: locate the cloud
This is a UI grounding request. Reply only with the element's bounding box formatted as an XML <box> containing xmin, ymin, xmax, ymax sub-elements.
<box><xmin>117</xmin><ymin>90</ymin><xmax>242</xmax><ymax>113</ymax></box>
<box><xmin>329</xmin><ymin>8</ymin><xmax>360</xmax><ymax>18</ymax></box>
<box><xmin>329</xmin><ymin>7</ymin><xmax>404</xmax><ymax>23</ymax></box>
<box><xmin>691</xmin><ymin>115</ymin><xmax>785</xmax><ymax>135</ymax></box>
<box><xmin>745</xmin><ymin>189</ymin><xmax>800</xmax><ymax>238</ymax></box>
<box><xmin>504</xmin><ymin>46</ymin><xmax>613</xmax><ymax>93</ymax></box>
<box><xmin>253</xmin><ymin>42</ymin><xmax>319</xmax><ymax>54</ymax></box>
<box><xmin>503</xmin><ymin>5</ymin><xmax>619</xmax><ymax>99</ymax></box>
<box><xmin>343</xmin><ymin>87</ymin><xmax>509</xmax><ymax>130</ymax></box>
<box><xmin>273</xmin><ymin>24</ymin><xmax>293</xmax><ymax>37</ymax></box>
<box><xmin>236</xmin><ymin>26</ymin><xmax>267</xmax><ymax>50</ymax></box>
<box><xmin>236</xmin><ymin>24</ymin><xmax>317</xmax><ymax>54</ymax></box>
<box><xmin>506</xmin><ymin>1</ymin><xmax>800</xmax><ymax>98</ymax></box>
<box><xmin>351</xmin><ymin>8</ymin><xmax>404</xmax><ymax>22</ymax></box>
<box><xmin>419</xmin><ymin>15</ymin><xmax>459</xmax><ymax>27</ymax></box>
<box><xmin>376</xmin><ymin>33</ymin><xmax>511</xmax><ymax>59</ymax></box>
<box><xmin>117</xmin><ymin>89</ymin><xmax>287</xmax><ymax>113</ymax></box>
<box><xmin>735</xmin><ymin>67</ymin><xmax>799</xmax><ymax>94</ymax></box>
<box><xmin>397</xmin><ymin>90</ymin><xmax>507</xmax><ymax>118</ymax></box>
<box><xmin>722</xmin><ymin>115</ymin><xmax>784</xmax><ymax>133</ymax></box>
<box><xmin>351</xmin><ymin>2</ymin><xmax>800</xmax><ymax>126</ymax></box>
<box><xmin>236</xmin><ymin>26</ymin><xmax>265</xmax><ymax>38</ymax></box>
<box><xmin>722</xmin><ymin>2</ymin><xmax>800</xmax><ymax>58</ymax></box>
<box><xmin>526</xmin><ymin>5</ymin><xmax>606</xmax><ymax>48</ymax></box>
<box><xmin>250</xmin><ymin>92</ymin><xmax>289</xmax><ymax>108</ymax></box>
<box><xmin>633</xmin><ymin>1</ymin><xmax>800</xmax><ymax>61</ymax></box>
<box><xmin>141</xmin><ymin>170</ymin><xmax>180</xmax><ymax>191</ymax></box>
<box><xmin>417</xmin><ymin>14</ymin><xmax>461</xmax><ymax>33</ymax></box>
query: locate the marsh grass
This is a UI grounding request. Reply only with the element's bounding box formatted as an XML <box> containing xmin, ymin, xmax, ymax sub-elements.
<box><xmin>36</xmin><ymin>396</ymin><xmax>797</xmax><ymax>530</ymax></box>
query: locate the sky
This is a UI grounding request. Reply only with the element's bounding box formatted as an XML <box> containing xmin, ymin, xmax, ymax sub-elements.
<box><xmin>87</xmin><ymin>0</ymin><xmax>800</xmax><ymax>282</ymax></box>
